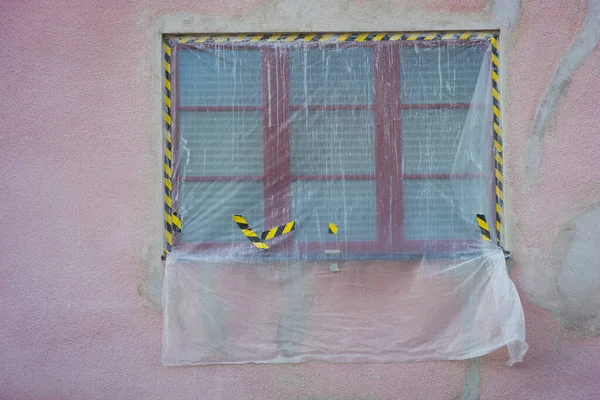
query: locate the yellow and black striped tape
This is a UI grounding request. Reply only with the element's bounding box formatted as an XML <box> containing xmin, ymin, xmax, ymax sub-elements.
<box><xmin>476</xmin><ymin>214</ymin><xmax>492</xmax><ymax>242</ymax></box>
<box><xmin>163</xmin><ymin>39</ymin><xmax>175</xmax><ymax>254</ymax></box>
<box><xmin>260</xmin><ymin>221</ymin><xmax>296</xmax><ymax>241</ymax></box>
<box><xmin>172</xmin><ymin>212</ymin><xmax>182</xmax><ymax>233</ymax></box>
<box><xmin>173</xmin><ymin>31</ymin><xmax>494</xmax><ymax>44</ymax></box>
<box><xmin>477</xmin><ymin>214</ymin><xmax>512</xmax><ymax>259</ymax></box>
<box><xmin>166</xmin><ymin>32</ymin><xmax>504</xmax><ymax>250</ymax></box>
<box><xmin>233</xmin><ymin>215</ymin><xmax>269</xmax><ymax>250</ymax></box>
<box><xmin>328</xmin><ymin>223</ymin><xmax>338</xmax><ymax>235</ymax></box>
<box><xmin>490</xmin><ymin>34</ymin><xmax>504</xmax><ymax>247</ymax></box>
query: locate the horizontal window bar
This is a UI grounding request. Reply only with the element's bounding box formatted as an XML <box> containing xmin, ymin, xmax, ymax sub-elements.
<box><xmin>180</xmin><ymin>174</ymin><xmax>484</xmax><ymax>183</ymax></box>
<box><xmin>292</xmin><ymin>174</ymin><xmax>376</xmax><ymax>181</ymax></box>
<box><xmin>289</xmin><ymin>104</ymin><xmax>373</xmax><ymax>111</ymax></box>
<box><xmin>173</xmin><ymin>239</ymin><xmax>483</xmax><ymax>258</ymax></box>
<box><xmin>179</xmin><ymin>106</ymin><xmax>263</xmax><ymax>112</ymax></box>
<box><xmin>181</xmin><ymin>176</ymin><xmax>264</xmax><ymax>182</ymax></box>
<box><xmin>177</xmin><ymin>104</ymin><xmax>478</xmax><ymax>112</ymax></box>
<box><xmin>402</xmin><ymin>173</ymin><xmax>486</xmax><ymax>179</ymax></box>
<box><xmin>399</xmin><ymin>103</ymin><xmax>471</xmax><ymax>110</ymax></box>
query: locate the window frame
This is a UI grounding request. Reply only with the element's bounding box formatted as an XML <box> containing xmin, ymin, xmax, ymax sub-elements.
<box><xmin>162</xmin><ymin>32</ymin><xmax>503</xmax><ymax>258</ymax></box>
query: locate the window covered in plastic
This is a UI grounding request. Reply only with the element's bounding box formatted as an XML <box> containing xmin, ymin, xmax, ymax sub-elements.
<box><xmin>173</xmin><ymin>41</ymin><xmax>494</xmax><ymax>259</ymax></box>
<box><xmin>163</xmin><ymin>34</ymin><xmax>528</xmax><ymax>368</ymax></box>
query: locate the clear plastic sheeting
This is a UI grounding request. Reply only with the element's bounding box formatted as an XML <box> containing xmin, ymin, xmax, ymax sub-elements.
<box><xmin>163</xmin><ymin>36</ymin><xmax>528</xmax><ymax>366</ymax></box>
<box><xmin>163</xmin><ymin>244</ymin><xmax>526</xmax><ymax>365</ymax></box>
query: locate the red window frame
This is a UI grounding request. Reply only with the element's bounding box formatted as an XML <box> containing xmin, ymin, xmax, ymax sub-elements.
<box><xmin>171</xmin><ymin>40</ymin><xmax>495</xmax><ymax>257</ymax></box>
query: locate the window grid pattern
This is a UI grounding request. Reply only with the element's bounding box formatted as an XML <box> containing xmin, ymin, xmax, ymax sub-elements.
<box><xmin>168</xmin><ymin>36</ymin><xmax>496</xmax><ymax>256</ymax></box>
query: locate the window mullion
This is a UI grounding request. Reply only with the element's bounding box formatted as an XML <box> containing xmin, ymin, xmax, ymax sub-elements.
<box><xmin>373</xmin><ymin>46</ymin><xmax>392</xmax><ymax>251</ymax></box>
<box><xmin>389</xmin><ymin>45</ymin><xmax>404</xmax><ymax>248</ymax></box>
<box><xmin>262</xmin><ymin>47</ymin><xmax>292</xmax><ymax>230</ymax></box>
<box><xmin>277</xmin><ymin>48</ymin><xmax>292</xmax><ymax>230</ymax></box>
<box><xmin>374</xmin><ymin>45</ymin><xmax>403</xmax><ymax>251</ymax></box>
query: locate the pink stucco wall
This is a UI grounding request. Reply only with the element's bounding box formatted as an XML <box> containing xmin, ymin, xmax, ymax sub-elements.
<box><xmin>1</xmin><ymin>0</ymin><xmax>599</xmax><ymax>398</ymax></box>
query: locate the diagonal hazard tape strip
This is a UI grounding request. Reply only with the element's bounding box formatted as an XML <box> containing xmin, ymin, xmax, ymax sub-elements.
<box><xmin>476</xmin><ymin>214</ymin><xmax>492</xmax><ymax>242</ymax></box>
<box><xmin>172</xmin><ymin>212</ymin><xmax>182</xmax><ymax>233</ymax></box>
<box><xmin>476</xmin><ymin>214</ymin><xmax>512</xmax><ymax>259</ymax></box>
<box><xmin>490</xmin><ymin>34</ymin><xmax>504</xmax><ymax>247</ymax></box>
<box><xmin>233</xmin><ymin>215</ymin><xmax>269</xmax><ymax>250</ymax></box>
<box><xmin>260</xmin><ymin>221</ymin><xmax>296</xmax><ymax>241</ymax></box>
<box><xmin>173</xmin><ymin>31</ymin><xmax>495</xmax><ymax>44</ymax></box>
<box><xmin>163</xmin><ymin>38</ymin><xmax>175</xmax><ymax>254</ymax></box>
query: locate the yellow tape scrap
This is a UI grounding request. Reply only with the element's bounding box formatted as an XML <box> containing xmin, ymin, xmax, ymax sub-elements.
<box><xmin>172</xmin><ymin>213</ymin><xmax>182</xmax><ymax>232</ymax></box>
<box><xmin>476</xmin><ymin>214</ymin><xmax>492</xmax><ymax>242</ymax></box>
<box><xmin>328</xmin><ymin>223</ymin><xmax>338</xmax><ymax>234</ymax></box>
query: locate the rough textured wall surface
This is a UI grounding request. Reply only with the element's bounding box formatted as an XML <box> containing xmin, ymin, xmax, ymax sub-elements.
<box><xmin>1</xmin><ymin>0</ymin><xmax>599</xmax><ymax>398</ymax></box>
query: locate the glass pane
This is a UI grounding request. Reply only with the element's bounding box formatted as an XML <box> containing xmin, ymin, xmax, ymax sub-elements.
<box><xmin>290</xmin><ymin>47</ymin><xmax>374</xmax><ymax>105</ymax></box>
<box><xmin>179</xmin><ymin>111</ymin><xmax>263</xmax><ymax>177</ymax></box>
<box><xmin>401</xmin><ymin>109</ymin><xmax>488</xmax><ymax>175</ymax></box>
<box><xmin>402</xmin><ymin>178</ymin><xmax>490</xmax><ymax>240</ymax></box>
<box><xmin>178</xmin><ymin>49</ymin><xmax>262</xmax><ymax>106</ymax></box>
<box><xmin>179</xmin><ymin>181</ymin><xmax>265</xmax><ymax>243</ymax></box>
<box><xmin>290</xmin><ymin>110</ymin><xmax>375</xmax><ymax>176</ymax></box>
<box><xmin>400</xmin><ymin>45</ymin><xmax>485</xmax><ymax>104</ymax></box>
<box><xmin>291</xmin><ymin>180</ymin><xmax>377</xmax><ymax>242</ymax></box>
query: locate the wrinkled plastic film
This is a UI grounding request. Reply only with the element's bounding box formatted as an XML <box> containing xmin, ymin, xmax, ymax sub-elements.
<box><xmin>163</xmin><ymin>37</ymin><xmax>528</xmax><ymax>365</ymax></box>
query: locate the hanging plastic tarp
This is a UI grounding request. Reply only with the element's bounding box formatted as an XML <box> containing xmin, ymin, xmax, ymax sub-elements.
<box><xmin>161</xmin><ymin>32</ymin><xmax>528</xmax><ymax>366</ymax></box>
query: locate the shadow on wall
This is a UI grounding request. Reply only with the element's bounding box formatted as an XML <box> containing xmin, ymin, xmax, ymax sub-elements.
<box><xmin>542</xmin><ymin>203</ymin><xmax>600</xmax><ymax>335</ymax></box>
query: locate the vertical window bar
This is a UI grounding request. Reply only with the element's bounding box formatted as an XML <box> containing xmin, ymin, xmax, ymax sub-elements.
<box><xmin>388</xmin><ymin>45</ymin><xmax>404</xmax><ymax>248</ymax></box>
<box><xmin>373</xmin><ymin>46</ymin><xmax>395</xmax><ymax>250</ymax></box>
<box><xmin>262</xmin><ymin>48</ymin><xmax>292</xmax><ymax>231</ymax></box>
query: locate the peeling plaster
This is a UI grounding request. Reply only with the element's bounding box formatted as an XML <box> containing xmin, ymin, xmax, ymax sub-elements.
<box><xmin>491</xmin><ymin>0</ymin><xmax>521</xmax><ymax>29</ymax></box>
<box><xmin>526</xmin><ymin>204</ymin><xmax>600</xmax><ymax>335</ymax></box>
<box><xmin>524</xmin><ymin>0</ymin><xmax>600</xmax><ymax>186</ymax></box>
<box><xmin>459</xmin><ymin>357</ymin><xmax>481</xmax><ymax>400</ymax></box>
<box><xmin>553</xmin><ymin>204</ymin><xmax>600</xmax><ymax>334</ymax></box>
<box><xmin>138</xmin><ymin>249</ymin><xmax>164</xmax><ymax>309</ymax></box>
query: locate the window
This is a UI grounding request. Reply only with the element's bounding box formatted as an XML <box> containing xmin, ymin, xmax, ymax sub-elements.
<box><xmin>165</xmin><ymin>33</ymin><xmax>498</xmax><ymax>259</ymax></box>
